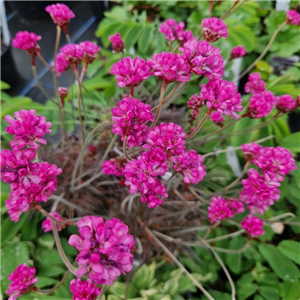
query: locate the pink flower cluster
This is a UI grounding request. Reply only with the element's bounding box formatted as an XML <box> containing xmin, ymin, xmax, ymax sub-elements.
<box><xmin>12</xmin><ymin>31</ymin><xmax>41</xmax><ymax>57</ymax></box>
<box><xmin>210</xmin><ymin>111</ymin><xmax>224</xmax><ymax>127</ymax></box>
<box><xmin>111</xmin><ymin>97</ymin><xmax>154</xmax><ymax>147</ymax></box>
<box><xmin>241</xmin><ymin>215</ymin><xmax>264</xmax><ymax>237</ymax></box>
<box><xmin>286</xmin><ymin>10</ymin><xmax>300</xmax><ymax>25</ymax></box>
<box><xmin>230</xmin><ymin>46</ymin><xmax>247</xmax><ymax>59</ymax></box>
<box><xmin>200</xmin><ymin>79</ymin><xmax>243</xmax><ymax>118</ymax></box>
<box><xmin>159</xmin><ymin>19</ymin><xmax>185</xmax><ymax>41</ymax></box>
<box><xmin>188</xmin><ymin>93</ymin><xmax>203</xmax><ymax>121</ymax></box>
<box><xmin>102</xmin><ymin>158</ymin><xmax>127</xmax><ymax>177</ymax></box>
<box><xmin>275</xmin><ymin>94</ymin><xmax>297</xmax><ymax>113</ymax></box>
<box><xmin>7</xmin><ymin>264</ymin><xmax>38</xmax><ymax>300</ymax></box>
<box><xmin>109</xmin><ymin>33</ymin><xmax>125</xmax><ymax>53</ymax></box>
<box><xmin>45</xmin><ymin>3</ymin><xmax>75</xmax><ymax>30</ymax></box>
<box><xmin>42</xmin><ymin>211</ymin><xmax>67</xmax><ymax>232</ymax></box>
<box><xmin>244</xmin><ymin>73</ymin><xmax>265</xmax><ymax>94</ymax></box>
<box><xmin>69</xmin><ymin>216</ymin><xmax>134</xmax><ymax>286</ymax></box>
<box><xmin>202</xmin><ymin>17</ymin><xmax>228</xmax><ymax>42</ymax></box>
<box><xmin>70</xmin><ymin>279</ymin><xmax>101</xmax><ymax>300</ymax></box>
<box><xmin>208</xmin><ymin>196</ymin><xmax>244</xmax><ymax>224</ymax></box>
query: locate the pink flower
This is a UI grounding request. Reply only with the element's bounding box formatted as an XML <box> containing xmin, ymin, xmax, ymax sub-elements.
<box><xmin>58</xmin><ymin>87</ymin><xmax>69</xmax><ymax>99</ymax></box>
<box><xmin>240</xmin><ymin>168</ymin><xmax>280</xmax><ymax>214</ymax></box>
<box><xmin>241</xmin><ymin>142</ymin><xmax>263</xmax><ymax>162</ymax></box>
<box><xmin>275</xmin><ymin>94</ymin><xmax>296</xmax><ymax>113</ymax></box>
<box><xmin>286</xmin><ymin>10</ymin><xmax>299</xmax><ymax>25</ymax></box>
<box><xmin>228</xmin><ymin>198</ymin><xmax>245</xmax><ymax>214</ymax></box>
<box><xmin>159</xmin><ymin>19</ymin><xmax>185</xmax><ymax>41</ymax></box>
<box><xmin>188</xmin><ymin>94</ymin><xmax>204</xmax><ymax>110</ymax></box>
<box><xmin>110</xmin><ymin>57</ymin><xmax>151</xmax><ymax>88</ymax></box>
<box><xmin>252</xmin><ymin>147</ymin><xmax>297</xmax><ymax>182</ymax></box>
<box><xmin>241</xmin><ymin>215</ymin><xmax>264</xmax><ymax>237</ymax></box>
<box><xmin>143</xmin><ymin>123</ymin><xmax>186</xmax><ymax>157</ymax></box>
<box><xmin>210</xmin><ymin>111</ymin><xmax>224</xmax><ymax>127</ymax></box>
<box><xmin>42</xmin><ymin>211</ymin><xmax>67</xmax><ymax>232</ymax></box>
<box><xmin>246</xmin><ymin>90</ymin><xmax>276</xmax><ymax>119</ymax></box>
<box><xmin>180</xmin><ymin>40</ymin><xmax>224</xmax><ymax>79</ymax></box>
<box><xmin>53</xmin><ymin>53</ymin><xmax>69</xmax><ymax>76</ymax></box>
<box><xmin>79</xmin><ymin>41</ymin><xmax>100</xmax><ymax>64</ymax></box>
<box><xmin>68</xmin><ymin>216</ymin><xmax>135</xmax><ymax>286</ymax></box>
<box><xmin>172</xmin><ymin>150</ymin><xmax>206</xmax><ymax>184</ymax></box>
<box><xmin>147</xmin><ymin>52</ymin><xmax>191</xmax><ymax>83</ymax></box>
<box><xmin>111</xmin><ymin>97</ymin><xmax>154</xmax><ymax>147</ymax></box>
<box><xmin>208</xmin><ymin>196</ymin><xmax>234</xmax><ymax>224</ymax></box>
<box><xmin>109</xmin><ymin>33</ymin><xmax>125</xmax><ymax>53</ymax></box>
<box><xmin>102</xmin><ymin>158</ymin><xmax>127</xmax><ymax>177</ymax></box>
<box><xmin>230</xmin><ymin>46</ymin><xmax>247</xmax><ymax>59</ymax></box>
<box><xmin>45</xmin><ymin>3</ymin><xmax>75</xmax><ymax>30</ymax></box>
<box><xmin>7</xmin><ymin>264</ymin><xmax>38</xmax><ymax>300</ymax></box>
<box><xmin>60</xmin><ymin>44</ymin><xmax>84</xmax><ymax>65</ymax></box>
<box><xmin>5</xmin><ymin>110</ymin><xmax>52</xmax><ymax>150</ymax></box>
<box><xmin>70</xmin><ymin>279</ymin><xmax>101</xmax><ymax>300</ymax></box>
<box><xmin>202</xmin><ymin>17</ymin><xmax>228</xmax><ymax>42</ymax></box>
<box><xmin>244</xmin><ymin>73</ymin><xmax>265</xmax><ymax>94</ymax></box>
<box><xmin>12</xmin><ymin>31</ymin><xmax>41</xmax><ymax>57</ymax></box>
<box><xmin>177</xmin><ymin>30</ymin><xmax>194</xmax><ymax>46</ymax></box>
<box><xmin>200</xmin><ymin>79</ymin><xmax>243</xmax><ymax>118</ymax></box>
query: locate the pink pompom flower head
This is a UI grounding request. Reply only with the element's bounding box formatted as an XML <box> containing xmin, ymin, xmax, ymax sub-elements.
<box><xmin>159</xmin><ymin>19</ymin><xmax>185</xmax><ymax>41</ymax></box>
<box><xmin>286</xmin><ymin>10</ymin><xmax>300</xmax><ymax>26</ymax></box>
<box><xmin>241</xmin><ymin>215</ymin><xmax>264</xmax><ymax>237</ymax></box>
<box><xmin>7</xmin><ymin>264</ymin><xmax>38</xmax><ymax>300</ymax></box>
<box><xmin>42</xmin><ymin>211</ymin><xmax>67</xmax><ymax>232</ymax></box>
<box><xmin>202</xmin><ymin>17</ymin><xmax>228</xmax><ymax>42</ymax></box>
<box><xmin>70</xmin><ymin>279</ymin><xmax>101</xmax><ymax>300</ymax></box>
<box><xmin>12</xmin><ymin>31</ymin><xmax>41</xmax><ymax>59</ymax></box>
<box><xmin>241</xmin><ymin>142</ymin><xmax>263</xmax><ymax>162</ymax></box>
<box><xmin>177</xmin><ymin>30</ymin><xmax>194</xmax><ymax>46</ymax></box>
<box><xmin>68</xmin><ymin>216</ymin><xmax>135</xmax><ymax>286</ymax></box>
<box><xmin>45</xmin><ymin>3</ymin><xmax>75</xmax><ymax>33</ymax></box>
<box><xmin>102</xmin><ymin>158</ymin><xmax>127</xmax><ymax>177</ymax></box>
<box><xmin>208</xmin><ymin>196</ymin><xmax>234</xmax><ymax>224</ymax></box>
<box><xmin>275</xmin><ymin>94</ymin><xmax>297</xmax><ymax>113</ymax></box>
<box><xmin>109</xmin><ymin>33</ymin><xmax>125</xmax><ymax>53</ymax></box>
<box><xmin>53</xmin><ymin>53</ymin><xmax>69</xmax><ymax>77</ymax></box>
<box><xmin>210</xmin><ymin>111</ymin><xmax>224</xmax><ymax>127</ymax></box>
<box><xmin>60</xmin><ymin>44</ymin><xmax>84</xmax><ymax>66</ymax></box>
<box><xmin>244</xmin><ymin>73</ymin><xmax>266</xmax><ymax>94</ymax></box>
<box><xmin>79</xmin><ymin>41</ymin><xmax>100</xmax><ymax>64</ymax></box>
<box><xmin>230</xmin><ymin>46</ymin><xmax>247</xmax><ymax>59</ymax></box>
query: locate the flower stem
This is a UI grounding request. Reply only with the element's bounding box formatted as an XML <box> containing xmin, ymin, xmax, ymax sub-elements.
<box><xmin>150</xmin><ymin>81</ymin><xmax>167</xmax><ymax>129</ymax></box>
<box><xmin>220</xmin><ymin>0</ymin><xmax>239</xmax><ymax>20</ymax></box>
<box><xmin>123</xmin><ymin>136</ymin><xmax>132</xmax><ymax>161</ymax></box>
<box><xmin>36</xmin><ymin>270</ymin><xmax>70</xmax><ymax>294</ymax></box>
<box><xmin>185</xmin><ymin>110</ymin><xmax>212</xmax><ymax>140</ymax></box>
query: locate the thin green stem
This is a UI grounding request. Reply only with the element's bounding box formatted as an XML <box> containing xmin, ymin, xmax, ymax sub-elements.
<box><xmin>123</xmin><ymin>135</ymin><xmax>132</xmax><ymax>161</ymax></box>
<box><xmin>220</xmin><ymin>0</ymin><xmax>239</xmax><ymax>20</ymax></box>
<box><xmin>36</xmin><ymin>270</ymin><xmax>70</xmax><ymax>294</ymax></box>
<box><xmin>185</xmin><ymin>110</ymin><xmax>212</xmax><ymax>140</ymax></box>
<box><xmin>37</xmin><ymin>53</ymin><xmax>54</xmax><ymax>72</ymax></box>
<box><xmin>223</xmin><ymin>0</ymin><xmax>245</xmax><ymax>20</ymax></box>
<box><xmin>150</xmin><ymin>81</ymin><xmax>166</xmax><ymax>129</ymax></box>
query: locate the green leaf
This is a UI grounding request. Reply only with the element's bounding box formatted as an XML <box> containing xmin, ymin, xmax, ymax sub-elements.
<box><xmin>278</xmin><ymin>240</ymin><xmax>300</xmax><ymax>265</ymax></box>
<box><xmin>264</xmin><ymin>11</ymin><xmax>286</xmax><ymax>35</ymax></box>
<box><xmin>138</xmin><ymin>25</ymin><xmax>154</xmax><ymax>54</ymax></box>
<box><xmin>281</xmin><ymin>280</ymin><xmax>300</xmax><ymax>300</ymax></box>
<box><xmin>258</xmin><ymin>286</ymin><xmax>280</xmax><ymax>300</ymax></box>
<box><xmin>1</xmin><ymin>81</ymin><xmax>10</xmax><ymax>90</ymax></box>
<box><xmin>20</xmin><ymin>212</ymin><xmax>40</xmax><ymax>241</ymax></box>
<box><xmin>109</xmin><ymin>281</ymin><xmax>137</xmax><ymax>299</ymax></box>
<box><xmin>124</xmin><ymin>24</ymin><xmax>144</xmax><ymax>50</ymax></box>
<box><xmin>38</xmin><ymin>233</ymin><xmax>55</xmax><ymax>249</ymax></box>
<box><xmin>38</xmin><ymin>265</ymin><xmax>66</xmax><ymax>277</ymax></box>
<box><xmin>237</xmin><ymin>283</ymin><xmax>257</xmax><ymax>300</ymax></box>
<box><xmin>131</xmin><ymin>261</ymin><xmax>156</xmax><ymax>290</ymax></box>
<box><xmin>35</xmin><ymin>277</ymin><xmax>58</xmax><ymax>289</ymax></box>
<box><xmin>280</xmin><ymin>132</ymin><xmax>300</xmax><ymax>154</ymax></box>
<box><xmin>258</xmin><ymin>244</ymin><xmax>299</xmax><ymax>281</ymax></box>
<box><xmin>226</xmin><ymin>236</ymin><xmax>246</xmax><ymax>274</ymax></box>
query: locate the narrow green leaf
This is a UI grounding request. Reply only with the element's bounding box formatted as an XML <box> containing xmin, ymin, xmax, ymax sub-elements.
<box><xmin>138</xmin><ymin>25</ymin><xmax>154</xmax><ymax>54</ymax></box>
<box><xmin>278</xmin><ymin>240</ymin><xmax>300</xmax><ymax>265</ymax></box>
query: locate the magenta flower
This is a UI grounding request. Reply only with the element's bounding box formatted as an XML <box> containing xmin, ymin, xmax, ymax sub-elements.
<box><xmin>7</xmin><ymin>264</ymin><xmax>38</xmax><ymax>300</ymax></box>
<box><xmin>60</xmin><ymin>44</ymin><xmax>84</xmax><ymax>65</ymax></box>
<box><xmin>241</xmin><ymin>142</ymin><xmax>263</xmax><ymax>162</ymax></box>
<box><xmin>208</xmin><ymin>196</ymin><xmax>234</xmax><ymax>224</ymax></box>
<box><xmin>246</xmin><ymin>90</ymin><xmax>276</xmax><ymax>119</ymax></box>
<box><xmin>210</xmin><ymin>111</ymin><xmax>224</xmax><ymax>127</ymax></box>
<box><xmin>109</xmin><ymin>33</ymin><xmax>125</xmax><ymax>53</ymax></box>
<box><xmin>143</xmin><ymin>123</ymin><xmax>186</xmax><ymax>157</ymax></box>
<box><xmin>244</xmin><ymin>73</ymin><xmax>266</xmax><ymax>94</ymax></box>
<box><xmin>180</xmin><ymin>40</ymin><xmax>224</xmax><ymax>79</ymax></box>
<box><xmin>228</xmin><ymin>198</ymin><xmax>245</xmax><ymax>214</ymax></box>
<box><xmin>69</xmin><ymin>216</ymin><xmax>135</xmax><ymax>286</ymax></box>
<box><xmin>5</xmin><ymin>109</ymin><xmax>52</xmax><ymax>150</ymax></box>
<box><xmin>172</xmin><ymin>150</ymin><xmax>206</xmax><ymax>184</ymax></box>
<box><xmin>111</xmin><ymin>97</ymin><xmax>154</xmax><ymax>147</ymax></box>
<box><xmin>202</xmin><ymin>17</ymin><xmax>228</xmax><ymax>42</ymax></box>
<box><xmin>53</xmin><ymin>53</ymin><xmax>69</xmax><ymax>76</ymax></box>
<box><xmin>187</xmin><ymin>93</ymin><xmax>204</xmax><ymax>110</ymax></box>
<box><xmin>58</xmin><ymin>87</ymin><xmax>69</xmax><ymax>99</ymax></box>
<box><xmin>230</xmin><ymin>46</ymin><xmax>247</xmax><ymax>59</ymax></box>
<box><xmin>240</xmin><ymin>168</ymin><xmax>280</xmax><ymax>214</ymax></box>
<box><xmin>177</xmin><ymin>30</ymin><xmax>194</xmax><ymax>46</ymax></box>
<box><xmin>241</xmin><ymin>215</ymin><xmax>264</xmax><ymax>237</ymax></box>
<box><xmin>275</xmin><ymin>94</ymin><xmax>296</xmax><ymax>113</ymax></box>
<box><xmin>45</xmin><ymin>3</ymin><xmax>75</xmax><ymax>31</ymax></box>
<box><xmin>70</xmin><ymin>279</ymin><xmax>101</xmax><ymax>300</ymax></box>
<box><xmin>147</xmin><ymin>52</ymin><xmax>191</xmax><ymax>83</ymax></box>
<box><xmin>110</xmin><ymin>57</ymin><xmax>151</xmax><ymax>88</ymax></box>
<box><xmin>102</xmin><ymin>158</ymin><xmax>127</xmax><ymax>177</ymax></box>
<box><xmin>12</xmin><ymin>31</ymin><xmax>41</xmax><ymax>57</ymax></box>
<box><xmin>200</xmin><ymin>79</ymin><xmax>243</xmax><ymax>118</ymax></box>
<box><xmin>79</xmin><ymin>41</ymin><xmax>100</xmax><ymax>64</ymax></box>
<box><xmin>42</xmin><ymin>211</ymin><xmax>66</xmax><ymax>232</ymax></box>
<box><xmin>286</xmin><ymin>10</ymin><xmax>300</xmax><ymax>25</ymax></box>
<box><xmin>159</xmin><ymin>19</ymin><xmax>185</xmax><ymax>41</ymax></box>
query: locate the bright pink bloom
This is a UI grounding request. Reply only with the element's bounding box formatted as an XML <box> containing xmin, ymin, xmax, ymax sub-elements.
<box><xmin>275</xmin><ymin>94</ymin><xmax>296</xmax><ymax>113</ymax></box>
<box><xmin>240</xmin><ymin>168</ymin><xmax>280</xmax><ymax>214</ymax></box>
<box><xmin>246</xmin><ymin>90</ymin><xmax>276</xmax><ymax>119</ymax></box>
<box><xmin>42</xmin><ymin>211</ymin><xmax>66</xmax><ymax>232</ymax></box>
<box><xmin>143</xmin><ymin>123</ymin><xmax>186</xmax><ymax>157</ymax></box>
<box><xmin>208</xmin><ymin>196</ymin><xmax>234</xmax><ymax>224</ymax></box>
<box><xmin>241</xmin><ymin>215</ymin><xmax>264</xmax><ymax>237</ymax></box>
<box><xmin>79</xmin><ymin>41</ymin><xmax>100</xmax><ymax>64</ymax></box>
<box><xmin>188</xmin><ymin>94</ymin><xmax>203</xmax><ymax>109</ymax></box>
<box><xmin>70</xmin><ymin>279</ymin><xmax>101</xmax><ymax>300</ymax></box>
<box><xmin>110</xmin><ymin>57</ymin><xmax>151</xmax><ymax>88</ymax></box>
<box><xmin>102</xmin><ymin>158</ymin><xmax>127</xmax><ymax>177</ymax></box>
<box><xmin>7</xmin><ymin>264</ymin><xmax>38</xmax><ymax>300</ymax></box>
<box><xmin>200</xmin><ymin>79</ymin><xmax>243</xmax><ymax>118</ymax></box>
<box><xmin>230</xmin><ymin>46</ymin><xmax>247</xmax><ymax>59</ymax></box>
<box><xmin>53</xmin><ymin>53</ymin><xmax>69</xmax><ymax>76</ymax></box>
<box><xmin>172</xmin><ymin>150</ymin><xmax>206</xmax><ymax>184</ymax></box>
<box><xmin>177</xmin><ymin>30</ymin><xmax>194</xmax><ymax>46</ymax></box>
<box><xmin>45</xmin><ymin>3</ymin><xmax>75</xmax><ymax>30</ymax></box>
<box><xmin>12</xmin><ymin>31</ymin><xmax>41</xmax><ymax>56</ymax></box>
<box><xmin>109</xmin><ymin>33</ymin><xmax>125</xmax><ymax>53</ymax></box>
<box><xmin>202</xmin><ymin>17</ymin><xmax>228</xmax><ymax>42</ymax></box>
<box><xmin>111</xmin><ymin>97</ymin><xmax>154</xmax><ymax>147</ymax></box>
<box><xmin>180</xmin><ymin>40</ymin><xmax>224</xmax><ymax>79</ymax></box>
<box><xmin>210</xmin><ymin>111</ymin><xmax>224</xmax><ymax>126</ymax></box>
<box><xmin>241</xmin><ymin>142</ymin><xmax>263</xmax><ymax>162</ymax></box>
<box><xmin>159</xmin><ymin>19</ymin><xmax>185</xmax><ymax>41</ymax></box>
<box><xmin>147</xmin><ymin>52</ymin><xmax>191</xmax><ymax>83</ymax></box>
<box><xmin>286</xmin><ymin>10</ymin><xmax>299</xmax><ymax>25</ymax></box>
<box><xmin>228</xmin><ymin>198</ymin><xmax>245</xmax><ymax>214</ymax></box>
<box><xmin>252</xmin><ymin>147</ymin><xmax>297</xmax><ymax>182</ymax></box>
<box><xmin>68</xmin><ymin>216</ymin><xmax>135</xmax><ymax>286</ymax></box>
<box><xmin>60</xmin><ymin>44</ymin><xmax>84</xmax><ymax>65</ymax></box>
<box><xmin>5</xmin><ymin>110</ymin><xmax>52</xmax><ymax>150</ymax></box>
<box><xmin>244</xmin><ymin>73</ymin><xmax>265</xmax><ymax>94</ymax></box>
<box><xmin>58</xmin><ymin>87</ymin><xmax>69</xmax><ymax>99</ymax></box>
